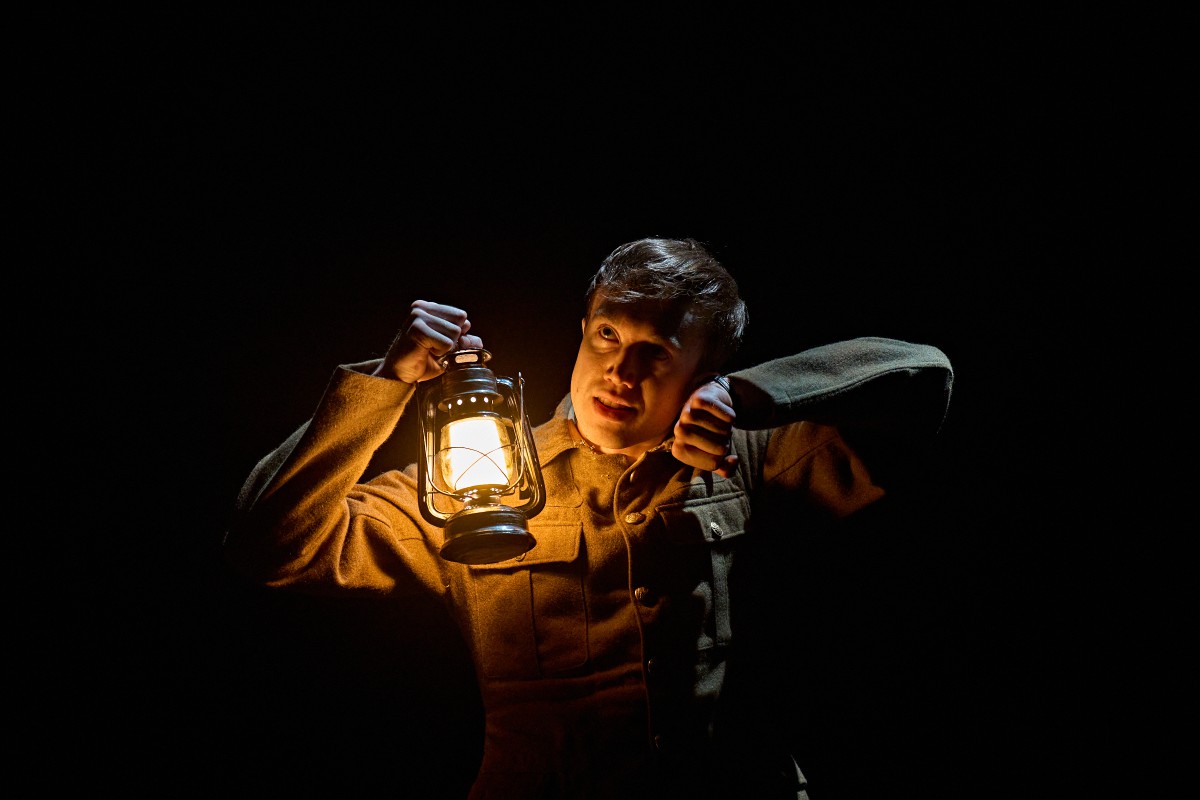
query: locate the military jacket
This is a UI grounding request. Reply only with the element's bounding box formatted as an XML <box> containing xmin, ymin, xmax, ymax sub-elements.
<box><xmin>226</xmin><ymin>337</ymin><xmax>954</xmax><ymax>799</ymax></box>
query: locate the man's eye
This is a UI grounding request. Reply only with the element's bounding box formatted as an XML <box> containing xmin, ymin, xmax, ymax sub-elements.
<box><xmin>598</xmin><ymin>326</ymin><xmax>617</xmax><ymax>340</ymax></box>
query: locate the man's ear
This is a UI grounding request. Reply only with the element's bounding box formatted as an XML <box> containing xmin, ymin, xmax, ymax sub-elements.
<box><xmin>691</xmin><ymin>369</ymin><xmax>721</xmax><ymax>391</ymax></box>
<box><xmin>581</xmin><ymin>317</ymin><xmax>587</xmax><ymax>336</ymax></box>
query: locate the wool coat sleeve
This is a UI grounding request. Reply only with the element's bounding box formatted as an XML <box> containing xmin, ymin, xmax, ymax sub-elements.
<box><xmin>223</xmin><ymin>358</ymin><xmax>450</xmax><ymax>598</ymax></box>
<box><xmin>726</xmin><ymin>336</ymin><xmax>954</xmax><ymax>508</ymax></box>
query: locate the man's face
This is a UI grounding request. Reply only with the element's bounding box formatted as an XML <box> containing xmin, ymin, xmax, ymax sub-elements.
<box><xmin>569</xmin><ymin>295</ymin><xmax>709</xmax><ymax>459</ymax></box>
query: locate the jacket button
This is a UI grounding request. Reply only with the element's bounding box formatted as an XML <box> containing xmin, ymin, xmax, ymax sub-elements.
<box><xmin>634</xmin><ymin>586</ymin><xmax>652</xmax><ymax>604</ymax></box>
<box><xmin>646</xmin><ymin>657</ymin><xmax>657</xmax><ymax>674</ymax></box>
<box><xmin>653</xmin><ymin>734</ymin><xmax>665</xmax><ymax>751</ymax></box>
<box><xmin>624</xmin><ymin>512</ymin><xmax>645</xmax><ymax>524</ymax></box>
<box><xmin>709</xmin><ymin>521</ymin><xmax>723</xmax><ymax>540</ymax></box>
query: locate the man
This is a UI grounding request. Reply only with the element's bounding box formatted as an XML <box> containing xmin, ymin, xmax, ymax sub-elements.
<box><xmin>225</xmin><ymin>237</ymin><xmax>954</xmax><ymax>798</ymax></box>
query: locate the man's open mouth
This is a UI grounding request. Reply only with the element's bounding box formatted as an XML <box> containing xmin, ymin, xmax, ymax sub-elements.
<box><xmin>593</xmin><ymin>396</ymin><xmax>635</xmax><ymax>419</ymax></box>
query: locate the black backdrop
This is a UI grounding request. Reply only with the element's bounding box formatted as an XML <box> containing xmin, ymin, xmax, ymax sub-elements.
<box><xmin>56</xmin><ymin>7</ymin><xmax>1169</xmax><ymax>799</ymax></box>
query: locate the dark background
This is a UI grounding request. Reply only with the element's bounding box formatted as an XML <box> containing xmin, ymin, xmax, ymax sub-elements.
<box><xmin>49</xmin><ymin>7</ymin><xmax>1174</xmax><ymax>799</ymax></box>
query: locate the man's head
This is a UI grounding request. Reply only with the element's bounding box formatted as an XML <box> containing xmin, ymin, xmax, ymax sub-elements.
<box><xmin>569</xmin><ymin>238</ymin><xmax>748</xmax><ymax>459</ymax></box>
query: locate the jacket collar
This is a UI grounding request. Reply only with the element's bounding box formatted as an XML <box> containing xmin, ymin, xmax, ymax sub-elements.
<box><xmin>532</xmin><ymin>394</ymin><xmax>579</xmax><ymax>466</ymax></box>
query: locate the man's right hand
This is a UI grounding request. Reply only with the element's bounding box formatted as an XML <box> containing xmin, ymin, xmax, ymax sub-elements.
<box><xmin>372</xmin><ymin>300</ymin><xmax>483</xmax><ymax>384</ymax></box>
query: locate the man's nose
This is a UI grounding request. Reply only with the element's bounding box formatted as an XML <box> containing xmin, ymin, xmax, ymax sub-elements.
<box><xmin>606</xmin><ymin>348</ymin><xmax>646</xmax><ymax>388</ymax></box>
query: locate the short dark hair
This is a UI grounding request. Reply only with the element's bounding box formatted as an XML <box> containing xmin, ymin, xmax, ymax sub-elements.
<box><xmin>585</xmin><ymin>238</ymin><xmax>748</xmax><ymax>372</ymax></box>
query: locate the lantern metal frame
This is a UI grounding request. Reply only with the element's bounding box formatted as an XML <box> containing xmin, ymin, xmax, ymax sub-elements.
<box><xmin>416</xmin><ymin>348</ymin><xmax>546</xmax><ymax>564</ymax></box>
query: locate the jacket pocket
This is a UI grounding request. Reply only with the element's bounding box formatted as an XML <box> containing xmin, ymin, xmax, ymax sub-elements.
<box><xmin>466</xmin><ymin>509</ymin><xmax>587</xmax><ymax>679</ymax></box>
<box><xmin>657</xmin><ymin>490</ymin><xmax>750</xmax><ymax>546</ymax></box>
<box><xmin>656</xmin><ymin>491</ymin><xmax>750</xmax><ymax>650</ymax></box>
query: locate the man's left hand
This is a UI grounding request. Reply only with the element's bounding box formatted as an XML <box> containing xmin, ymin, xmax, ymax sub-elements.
<box><xmin>672</xmin><ymin>379</ymin><xmax>738</xmax><ymax>478</ymax></box>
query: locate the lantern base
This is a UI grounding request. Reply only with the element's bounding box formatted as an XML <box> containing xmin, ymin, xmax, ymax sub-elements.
<box><xmin>440</xmin><ymin>506</ymin><xmax>536</xmax><ymax>564</ymax></box>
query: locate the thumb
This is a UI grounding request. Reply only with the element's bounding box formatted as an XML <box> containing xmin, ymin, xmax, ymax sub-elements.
<box><xmin>713</xmin><ymin>454</ymin><xmax>739</xmax><ymax>479</ymax></box>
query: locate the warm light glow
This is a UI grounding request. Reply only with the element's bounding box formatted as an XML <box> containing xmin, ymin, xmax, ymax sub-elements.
<box><xmin>438</xmin><ymin>416</ymin><xmax>516</xmax><ymax>491</ymax></box>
